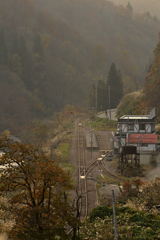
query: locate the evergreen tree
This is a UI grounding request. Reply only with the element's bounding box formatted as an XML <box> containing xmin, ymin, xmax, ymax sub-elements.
<box><xmin>97</xmin><ymin>80</ymin><xmax>106</xmax><ymax>111</ymax></box>
<box><xmin>127</xmin><ymin>2</ymin><xmax>133</xmax><ymax>14</ymax></box>
<box><xmin>9</xmin><ymin>32</ymin><xmax>22</xmax><ymax>76</ymax></box>
<box><xmin>106</xmin><ymin>63</ymin><xmax>123</xmax><ymax>108</ymax></box>
<box><xmin>0</xmin><ymin>29</ymin><xmax>8</xmax><ymax>65</ymax></box>
<box><xmin>117</xmin><ymin>70</ymin><xmax>123</xmax><ymax>98</ymax></box>
<box><xmin>33</xmin><ymin>33</ymin><xmax>44</xmax><ymax>57</ymax></box>
<box><xmin>89</xmin><ymin>83</ymin><xmax>96</xmax><ymax>110</ymax></box>
<box><xmin>17</xmin><ymin>36</ymin><xmax>33</xmax><ymax>89</ymax></box>
<box><xmin>11</xmin><ymin>31</ymin><xmax>19</xmax><ymax>54</ymax></box>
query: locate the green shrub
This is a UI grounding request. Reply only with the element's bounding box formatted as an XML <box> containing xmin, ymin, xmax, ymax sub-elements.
<box><xmin>90</xmin><ymin>206</ymin><xmax>113</xmax><ymax>221</ymax></box>
<box><xmin>89</xmin><ymin>117</ymin><xmax>117</xmax><ymax>130</ymax></box>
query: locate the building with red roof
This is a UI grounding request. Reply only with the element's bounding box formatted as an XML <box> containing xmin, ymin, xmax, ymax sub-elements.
<box><xmin>126</xmin><ymin>133</ymin><xmax>158</xmax><ymax>152</ymax></box>
<box><xmin>114</xmin><ymin>108</ymin><xmax>158</xmax><ymax>153</ymax></box>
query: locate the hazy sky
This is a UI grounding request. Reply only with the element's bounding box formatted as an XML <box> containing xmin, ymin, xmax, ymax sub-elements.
<box><xmin>110</xmin><ymin>0</ymin><xmax>160</xmax><ymax>18</ymax></box>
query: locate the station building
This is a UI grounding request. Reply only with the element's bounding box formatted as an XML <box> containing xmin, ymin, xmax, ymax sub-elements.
<box><xmin>114</xmin><ymin>109</ymin><xmax>159</xmax><ymax>153</ymax></box>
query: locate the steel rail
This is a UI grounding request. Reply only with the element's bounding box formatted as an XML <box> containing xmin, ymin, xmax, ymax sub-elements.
<box><xmin>76</xmin><ymin>122</ymin><xmax>88</xmax><ymax>217</ymax></box>
<box><xmin>98</xmin><ymin>160</ymin><xmax>121</xmax><ymax>181</ymax></box>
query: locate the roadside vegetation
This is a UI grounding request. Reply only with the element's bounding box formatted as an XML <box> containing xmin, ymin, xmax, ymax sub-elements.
<box><xmin>117</xmin><ymin>91</ymin><xmax>145</xmax><ymax>118</ymax></box>
<box><xmin>1</xmin><ymin>111</ymin><xmax>160</xmax><ymax>239</ymax></box>
<box><xmin>81</xmin><ymin>179</ymin><xmax>160</xmax><ymax>240</ymax></box>
<box><xmin>88</xmin><ymin>117</ymin><xmax>117</xmax><ymax>131</ymax></box>
<box><xmin>57</xmin><ymin>143</ymin><xmax>70</xmax><ymax>161</ymax></box>
<box><xmin>81</xmin><ymin>206</ymin><xmax>160</xmax><ymax>240</ymax></box>
<box><xmin>0</xmin><ymin>136</ymin><xmax>77</xmax><ymax>239</ymax></box>
<box><xmin>56</xmin><ymin>141</ymin><xmax>74</xmax><ymax>173</ymax></box>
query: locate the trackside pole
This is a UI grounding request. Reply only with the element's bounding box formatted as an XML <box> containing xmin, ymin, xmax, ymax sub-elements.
<box><xmin>112</xmin><ymin>190</ymin><xmax>119</xmax><ymax>240</ymax></box>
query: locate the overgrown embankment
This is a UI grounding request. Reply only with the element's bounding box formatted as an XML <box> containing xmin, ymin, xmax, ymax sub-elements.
<box><xmin>88</xmin><ymin>117</ymin><xmax>117</xmax><ymax>131</ymax></box>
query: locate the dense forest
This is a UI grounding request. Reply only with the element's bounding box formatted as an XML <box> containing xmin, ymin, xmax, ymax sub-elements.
<box><xmin>89</xmin><ymin>63</ymin><xmax>123</xmax><ymax>111</ymax></box>
<box><xmin>143</xmin><ymin>39</ymin><xmax>160</xmax><ymax>117</ymax></box>
<box><xmin>0</xmin><ymin>0</ymin><xmax>93</xmax><ymax>133</ymax></box>
<box><xmin>111</xmin><ymin>0</ymin><xmax>160</xmax><ymax>18</ymax></box>
<box><xmin>36</xmin><ymin>0</ymin><xmax>160</xmax><ymax>86</ymax></box>
<box><xmin>0</xmin><ymin>0</ymin><xmax>160</xmax><ymax>134</ymax></box>
<box><xmin>117</xmin><ymin>38</ymin><xmax>160</xmax><ymax>118</ymax></box>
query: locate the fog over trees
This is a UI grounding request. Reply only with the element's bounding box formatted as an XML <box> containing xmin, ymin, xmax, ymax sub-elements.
<box><xmin>0</xmin><ymin>0</ymin><xmax>160</xmax><ymax>134</ymax></box>
<box><xmin>110</xmin><ymin>0</ymin><xmax>160</xmax><ymax>18</ymax></box>
<box><xmin>0</xmin><ymin>1</ymin><xmax>160</xmax><ymax>240</ymax></box>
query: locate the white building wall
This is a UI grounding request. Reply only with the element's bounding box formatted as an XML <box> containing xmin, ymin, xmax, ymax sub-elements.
<box><xmin>134</xmin><ymin>124</ymin><xmax>139</xmax><ymax>132</ymax></box>
<box><xmin>140</xmin><ymin>144</ymin><xmax>156</xmax><ymax>152</ymax></box>
<box><xmin>121</xmin><ymin>124</ymin><xmax>128</xmax><ymax>133</ymax></box>
<box><xmin>145</xmin><ymin>124</ymin><xmax>152</xmax><ymax>133</ymax></box>
<box><xmin>120</xmin><ymin>123</ymin><xmax>153</xmax><ymax>133</ymax></box>
<box><xmin>128</xmin><ymin>143</ymin><xmax>156</xmax><ymax>152</ymax></box>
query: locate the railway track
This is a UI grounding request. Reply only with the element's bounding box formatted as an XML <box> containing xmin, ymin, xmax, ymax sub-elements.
<box><xmin>98</xmin><ymin>159</ymin><xmax>121</xmax><ymax>181</ymax></box>
<box><xmin>75</xmin><ymin>124</ymin><xmax>121</xmax><ymax>216</ymax></box>
<box><xmin>76</xmin><ymin>122</ymin><xmax>88</xmax><ymax>217</ymax></box>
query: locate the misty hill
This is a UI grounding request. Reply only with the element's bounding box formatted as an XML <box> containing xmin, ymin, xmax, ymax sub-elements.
<box><xmin>0</xmin><ymin>0</ymin><xmax>160</xmax><ymax>134</ymax></box>
<box><xmin>36</xmin><ymin>0</ymin><xmax>160</xmax><ymax>89</ymax></box>
<box><xmin>0</xmin><ymin>0</ymin><xmax>95</xmax><ymax>133</ymax></box>
<box><xmin>111</xmin><ymin>0</ymin><xmax>160</xmax><ymax>18</ymax></box>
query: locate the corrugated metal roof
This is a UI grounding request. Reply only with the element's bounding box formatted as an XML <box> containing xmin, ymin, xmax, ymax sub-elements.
<box><xmin>120</xmin><ymin>115</ymin><xmax>150</xmax><ymax>120</ymax></box>
<box><xmin>120</xmin><ymin>108</ymin><xmax>156</xmax><ymax>121</ymax></box>
<box><xmin>127</xmin><ymin>134</ymin><xmax>158</xmax><ymax>144</ymax></box>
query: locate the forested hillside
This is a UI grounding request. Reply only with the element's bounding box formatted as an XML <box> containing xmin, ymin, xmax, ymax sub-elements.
<box><xmin>0</xmin><ymin>0</ymin><xmax>160</xmax><ymax>134</ymax></box>
<box><xmin>111</xmin><ymin>0</ymin><xmax>160</xmax><ymax>18</ymax></box>
<box><xmin>143</xmin><ymin>40</ymin><xmax>160</xmax><ymax>117</ymax></box>
<box><xmin>0</xmin><ymin>0</ymin><xmax>94</xmax><ymax>133</ymax></box>
<box><xmin>36</xmin><ymin>0</ymin><xmax>160</xmax><ymax>88</ymax></box>
<box><xmin>117</xmin><ymin>39</ymin><xmax>160</xmax><ymax>118</ymax></box>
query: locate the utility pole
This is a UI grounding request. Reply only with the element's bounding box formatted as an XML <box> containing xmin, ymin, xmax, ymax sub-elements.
<box><xmin>96</xmin><ymin>83</ymin><xmax>98</xmax><ymax>112</ymax></box>
<box><xmin>112</xmin><ymin>190</ymin><xmax>118</xmax><ymax>240</ymax></box>
<box><xmin>108</xmin><ymin>85</ymin><xmax>111</xmax><ymax>120</ymax></box>
<box><xmin>91</xmin><ymin>130</ymin><xmax>93</xmax><ymax>162</ymax></box>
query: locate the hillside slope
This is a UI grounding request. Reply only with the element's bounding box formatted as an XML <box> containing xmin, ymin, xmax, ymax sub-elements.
<box><xmin>111</xmin><ymin>0</ymin><xmax>160</xmax><ymax>18</ymax></box>
<box><xmin>143</xmin><ymin>40</ymin><xmax>160</xmax><ymax>117</ymax></box>
<box><xmin>0</xmin><ymin>0</ymin><xmax>94</xmax><ymax>133</ymax></box>
<box><xmin>1</xmin><ymin>0</ymin><xmax>160</xmax><ymax>133</ymax></box>
<box><xmin>36</xmin><ymin>0</ymin><xmax>160</xmax><ymax>87</ymax></box>
<box><xmin>117</xmin><ymin>39</ymin><xmax>160</xmax><ymax>118</ymax></box>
